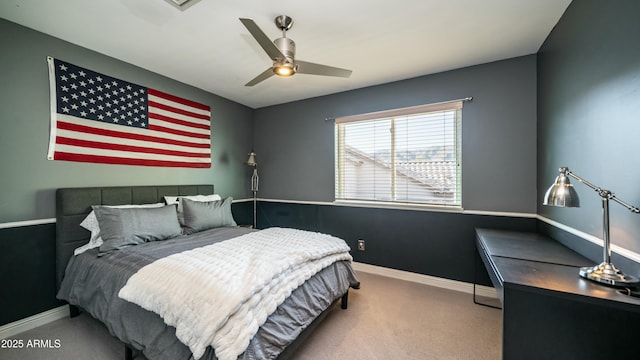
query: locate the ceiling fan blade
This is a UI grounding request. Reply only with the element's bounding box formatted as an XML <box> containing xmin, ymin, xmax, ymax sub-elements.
<box><xmin>245</xmin><ymin>68</ymin><xmax>275</xmax><ymax>86</ymax></box>
<box><xmin>239</xmin><ymin>18</ymin><xmax>285</xmax><ymax>61</ymax></box>
<box><xmin>295</xmin><ymin>60</ymin><xmax>352</xmax><ymax>78</ymax></box>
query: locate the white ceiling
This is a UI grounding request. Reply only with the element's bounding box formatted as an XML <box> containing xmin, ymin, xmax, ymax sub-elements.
<box><xmin>1</xmin><ymin>0</ymin><xmax>571</xmax><ymax>109</ymax></box>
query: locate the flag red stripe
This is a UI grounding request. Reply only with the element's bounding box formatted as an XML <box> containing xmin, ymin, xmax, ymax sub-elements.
<box><xmin>148</xmin><ymin>88</ymin><xmax>210</xmax><ymax>112</ymax></box>
<box><xmin>148</xmin><ymin>124</ymin><xmax>210</xmax><ymax>140</ymax></box>
<box><xmin>148</xmin><ymin>112</ymin><xmax>211</xmax><ymax>130</ymax></box>
<box><xmin>56</xmin><ymin>137</ymin><xmax>210</xmax><ymax>158</ymax></box>
<box><xmin>54</xmin><ymin>152</ymin><xmax>211</xmax><ymax>168</ymax></box>
<box><xmin>148</xmin><ymin>100</ymin><xmax>210</xmax><ymax>121</ymax></box>
<box><xmin>57</xmin><ymin>120</ymin><xmax>210</xmax><ymax>149</ymax></box>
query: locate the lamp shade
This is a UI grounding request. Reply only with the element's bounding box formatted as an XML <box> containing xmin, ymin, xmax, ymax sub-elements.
<box><xmin>246</xmin><ymin>152</ymin><xmax>257</xmax><ymax>166</ymax></box>
<box><xmin>543</xmin><ymin>172</ymin><xmax>580</xmax><ymax>207</ymax></box>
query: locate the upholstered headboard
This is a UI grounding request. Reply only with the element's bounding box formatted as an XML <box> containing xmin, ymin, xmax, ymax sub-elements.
<box><xmin>55</xmin><ymin>184</ymin><xmax>214</xmax><ymax>289</ymax></box>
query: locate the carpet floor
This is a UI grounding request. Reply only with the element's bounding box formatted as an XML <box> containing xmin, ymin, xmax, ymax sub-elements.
<box><xmin>2</xmin><ymin>271</ymin><xmax>501</xmax><ymax>360</ymax></box>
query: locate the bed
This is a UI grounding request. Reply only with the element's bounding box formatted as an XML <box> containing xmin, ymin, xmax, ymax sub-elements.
<box><xmin>55</xmin><ymin>184</ymin><xmax>360</xmax><ymax>360</ymax></box>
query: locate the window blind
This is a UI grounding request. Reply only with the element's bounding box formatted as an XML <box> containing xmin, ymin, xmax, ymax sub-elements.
<box><xmin>335</xmin><ymin>100</ymin><xmax>462</xmax><ymax>207</ymax></box>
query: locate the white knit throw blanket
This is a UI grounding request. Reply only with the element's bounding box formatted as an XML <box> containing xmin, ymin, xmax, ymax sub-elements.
<box><xmin>118</xmin><ymin>227</ymin><xmax>353</xmax><ymax>360</ymax></box>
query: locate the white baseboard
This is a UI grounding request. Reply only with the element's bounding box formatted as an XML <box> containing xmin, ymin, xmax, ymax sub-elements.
<box><xmin>0</xmin><ymin>305</ymin><xmax>69</xmax><ymax>339</ymax></box>
<box><xmin>352</xmin><ymin>262</ymin><xmax>498</xmax><ymax>299</ymax></box>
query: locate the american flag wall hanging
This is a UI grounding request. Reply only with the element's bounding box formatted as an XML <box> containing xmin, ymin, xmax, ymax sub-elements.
<box><xmin>47</xmin><ymin>57</ymin><xmax>212</xmax><ymax>168</ymax></box>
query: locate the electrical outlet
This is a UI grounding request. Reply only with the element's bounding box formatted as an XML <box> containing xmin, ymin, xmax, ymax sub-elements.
<box><xmin>357</xmin><ymin>239</ymin><xmax>365</xmax><ymax>251</ymax></box>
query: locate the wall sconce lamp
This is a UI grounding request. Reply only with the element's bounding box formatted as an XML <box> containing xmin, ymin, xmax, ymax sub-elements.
<box><xmin>246</xmin><ymin>151</ymin><xmax>259</xmax><ymax>228</ymax></box>
<box><xmin>543</xmin><ymin>167</ymin><xmax>640</xmax><ymax>287</ymax></box>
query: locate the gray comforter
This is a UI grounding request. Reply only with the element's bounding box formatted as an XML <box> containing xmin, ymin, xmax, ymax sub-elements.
<box><xmin>57</xmin><ymin>226</ymin><xmax>360</xmax><ymax>360</ymax></box>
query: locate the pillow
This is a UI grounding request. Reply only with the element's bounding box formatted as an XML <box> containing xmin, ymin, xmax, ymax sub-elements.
<box><xmin>164</xmin><ymin>194</ymin><xmax>222</xmax><ymax>225</ymax></box>
<box><xmin>74</xmin><ymin>202</ymin><xmax>165</xmax><ymax>255</ymax></box>
<box><xmin>93</xmin><ymin>205</ymin><xmax>182</xmax><ymax>253</ymax></box>
<box><xmin>181</xmin><ymin>197</ymin><xmax>237</xmax><ymax>235</ymax></box>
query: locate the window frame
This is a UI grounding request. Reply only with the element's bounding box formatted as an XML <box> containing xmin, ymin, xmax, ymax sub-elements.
<box><xmin>334</xmin><ymin>100</ymin><xmax>463</xmax><ymax>209</ymax></box>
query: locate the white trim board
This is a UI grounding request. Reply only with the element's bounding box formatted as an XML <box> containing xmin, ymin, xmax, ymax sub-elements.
<box><xmin>0</xmin><ymin>305</ymin><xmax>69</xmax><ymax>339</ymax></box>
<box><xmin>0</xmin><ymin>200</ymin><xmax>254</xmax><ymax>230</ymax></box>
<box><xmin>537</xmin><ymin>215</ymin><xmax>640</xmax><ymax>264</ymax></box>
<box><xmin>258</xmin><ymin>197</ymin><xmax>536</xmax><ymax>218</ymax></box>
<box><xmin>352</xmin><ymin>262</ymin><xmax>498</xmax><ymax>299</ymax></box>
<box><xmin>10</xmin><ymin>201</ymin><xmax>639</xmax><ymax>265</ymax></box>
<box><xmin>0</xmin><ymin>218</ymin><xmax>55</xmax><ymax>230</ymax></box>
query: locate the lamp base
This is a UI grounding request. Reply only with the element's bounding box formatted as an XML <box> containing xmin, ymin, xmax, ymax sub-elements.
<box><xmin>579</xmin><ymin>262</ymin><xmax>639</xmax><ymax>287</ymax></box>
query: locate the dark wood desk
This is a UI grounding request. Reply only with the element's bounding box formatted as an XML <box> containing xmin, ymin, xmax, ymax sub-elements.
<box><xmin>476</xmin><ymin>229</ymin><xmax>640</xmax><ymax>360</ymax></box>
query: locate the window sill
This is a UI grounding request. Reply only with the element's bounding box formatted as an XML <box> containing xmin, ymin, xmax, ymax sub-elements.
<box><xmin>332</xmin><ymin>199</ymin><xmax>463</xmax><ymax>213</ymax></box>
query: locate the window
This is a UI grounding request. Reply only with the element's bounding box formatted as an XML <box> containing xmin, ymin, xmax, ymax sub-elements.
<box><xmin>335</xmin><ymin>100</ymin><xmax>463</xmax><ymax>207</ymax></box>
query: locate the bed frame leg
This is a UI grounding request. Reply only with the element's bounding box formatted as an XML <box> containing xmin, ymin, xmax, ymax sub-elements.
<box><xmin>341</xmin><ymin>291</ymin><xmax>349</xmax><ymax>309</ymax></box>
<box><xmin>125</xmin><ymin>344</ymin><xmax>133</xmax><ymax>360</ymax></box>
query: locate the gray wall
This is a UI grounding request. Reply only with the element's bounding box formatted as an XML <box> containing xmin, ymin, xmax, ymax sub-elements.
<box><xmin>0</xmin><ymin>19</ymin><xmax>254</xmax><ymax>223</ymax></box>
<box><xmin>537</xmin><ymin>0</ymin><xmax>640</xmax><ymax>256</ymax></box>
<box><xmin>254</xmin><ymin>55</ymin><xmax>538</xmax><ymax>213</ymax></box>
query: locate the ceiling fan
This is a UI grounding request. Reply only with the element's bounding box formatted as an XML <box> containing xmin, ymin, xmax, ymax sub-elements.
<box><xmin>239</xmin><ymin>15</ymin><xmax>352</xmax><ymax>86</ymax></box>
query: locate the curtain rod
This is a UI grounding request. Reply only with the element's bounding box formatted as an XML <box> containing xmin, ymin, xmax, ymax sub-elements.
<box><xmin>324</xmin><ymin>96</ymin><xmax>473</xmax><ymax>122</ymax></box>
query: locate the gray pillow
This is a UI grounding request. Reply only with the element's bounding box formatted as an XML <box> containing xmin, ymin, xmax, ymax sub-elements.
<box><xmin>182</xmin><ymin>197</ymin><xmax>237</xmax><ymax>234</ymax></box>
<box><xmin>94</xmin><ymin>205</ymin><xmax>182</xmax><ymax>253</ymax></box>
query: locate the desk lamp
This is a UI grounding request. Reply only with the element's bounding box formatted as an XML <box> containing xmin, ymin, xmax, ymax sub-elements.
<box><xmin>543</xmin><ymin>167</ymin><xmax>640</xmax><ymax>287</ymax></box>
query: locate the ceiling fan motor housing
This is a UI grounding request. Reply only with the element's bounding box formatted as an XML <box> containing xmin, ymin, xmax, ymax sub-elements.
<box><xmin>273</xmin><ymin>37</ymin><xmax>296</xmax><ymax>63</ymax></box>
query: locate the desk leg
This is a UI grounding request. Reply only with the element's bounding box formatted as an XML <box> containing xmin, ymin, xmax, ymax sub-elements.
<box><xmin>473</xmin><ymin>248</ymin><xmax>501</xmax><ymax>309</ymax></box>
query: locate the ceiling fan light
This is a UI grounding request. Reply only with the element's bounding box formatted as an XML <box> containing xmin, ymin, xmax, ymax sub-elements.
<box><xmin>274</xmin><ymin>64</ymin><xmax>295</xmax><ymax>77</ymax></box>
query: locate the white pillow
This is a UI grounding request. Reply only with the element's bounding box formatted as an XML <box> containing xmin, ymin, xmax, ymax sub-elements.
<box><xmin>74</xmin><ymin>202</ymin><xmax>165</xmax><ymax>255</ymax></box>
<box><xmin>163</xmin><ymin>194</ymin><xmax>222</xmax><ymax>225</ymax></box>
